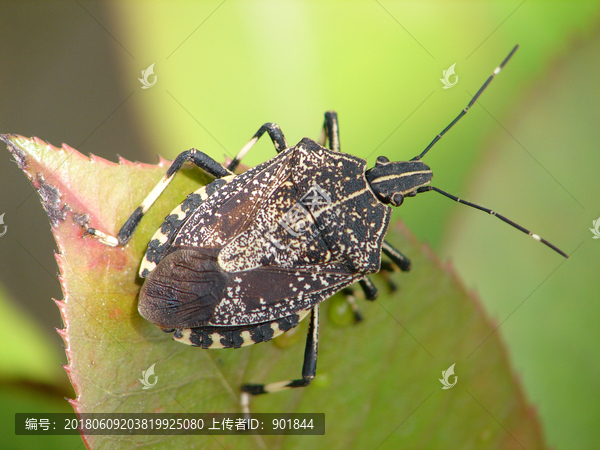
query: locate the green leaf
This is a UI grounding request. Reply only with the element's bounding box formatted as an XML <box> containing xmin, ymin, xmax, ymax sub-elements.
<box><xmin>2</xmin><ymin>134</ymin><xmax>547</xmax><ymax>449</ymax></box>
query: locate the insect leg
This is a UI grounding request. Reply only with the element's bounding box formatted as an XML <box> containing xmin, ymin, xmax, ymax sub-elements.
<box><xmin>227</xmin><ymin>123</ymin><xmax>288</xmax><ymax>172</ymax></box>
<box><xmin>382</xmin><ymin>241</ymin><xmax>411</xmax><ymax>271</ymax></box>
<box><xmin>88</xmin><ymin>149</ymin><xmax>232</xmax><ymax>246</ymax></box>
<box><xmin>338</xmin><ymin>277</ymin><xmax>377</xmax><ymax>323</ymax></box>
<box><xmin>379</xmin><ymin>261</ymin><xmax>398</xmax><ymax>292</ymax></box>
<box><xmin>340</xmin><ymin>278</ymin><xmax>377</xmax><ymax>323</ymax></box>
<box><xmin>342</xmin><ymin>277</ymin><xmax>377</xmax><ymax>322</ymax></box>
<box><xmin>359</xmin><ymin>278</ymin><xmax>378</xmax><ymax>300</ymax></box>
<box><xmin>318</xmin><ymin>111</ymin><xmax>340</xmax><ymax>152</ymax></box>
<box><xmin>342</xmin><ymin>288</ymin><xmax>364</xmax><ymax>322</ymax></box>
<box><xmin>340</xmin><ymin>243</ymin><xmax>409</xmax><ymax>320</ymax></box>
<box><xmin>240</xmin><ymin>305</ymin><xmax>319</xmax><ymax>406</ymax></box>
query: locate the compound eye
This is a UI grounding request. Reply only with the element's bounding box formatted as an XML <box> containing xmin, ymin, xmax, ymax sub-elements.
<box><xmin>376</xmin><ymin>156</ymin><xmax>390</xmax><ymax>165</ymax></box>
<box><xmin>391</xmin><ymin>193</ymin><xmax>404</xmax><ymax>206</ymax></box>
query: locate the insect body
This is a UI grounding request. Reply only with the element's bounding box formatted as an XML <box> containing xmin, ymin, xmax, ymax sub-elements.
<box><xmin>88</xmin><ymin>45</ymin><xmax>567</xmax><ymax>410</ymax></box>
<box><xmin>139</xmin><ymin>140</ymin><xmax>393</xmax><ymax>334</ymax></box>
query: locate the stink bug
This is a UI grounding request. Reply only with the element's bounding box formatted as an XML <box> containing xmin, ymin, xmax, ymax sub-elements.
<box><xmin>88</xmin><ymin>45</ymin><xmax>567</xmax><ymax>411</ymax></box>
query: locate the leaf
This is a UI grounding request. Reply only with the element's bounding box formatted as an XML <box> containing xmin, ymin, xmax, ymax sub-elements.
<box><xmin>2</xmin><ymin>134</ymin><xmax>547</xmax><ymax>449</ymax></box>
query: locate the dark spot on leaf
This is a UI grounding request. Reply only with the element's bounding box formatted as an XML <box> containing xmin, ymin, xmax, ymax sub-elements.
<box><xmin>1</xmin><ymin>134</ymin><xmax>28</xmax><ymax>170</ymax></box>
<box><xmin>36</xmin><ymin>173</ymin><xmax>68</xmax><ymax>227</ymax></box>
<box><xmin>73</xmin><ymin>213</ymin><xmax>90</xmax><ymax>228</ymax></box>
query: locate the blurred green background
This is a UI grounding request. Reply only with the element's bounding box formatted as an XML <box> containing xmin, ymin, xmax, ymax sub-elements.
<box><xmin>0</xmin><ymin>1</ymin><xmax>598</xmax><ymax>449</ymax></box>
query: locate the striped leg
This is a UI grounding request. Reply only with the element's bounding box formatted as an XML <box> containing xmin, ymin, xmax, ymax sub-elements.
<box><xmin>227</xmin><ymin>123</ymin><xmax>288</xmax><ymax>172</ymax></box>
<box><xmin>240</xmin><ymin>305</ymin><xmax>319</xmax><ymax>411</ymax></box>
<box><xmin>318</xmin><ymin>111</ymin><xmax>340</xmax><ymax>152</ymax></box>
<box><xmin>88</xmin><ymin>149</ymin><xmax>232</xmax><ymax>247</ymax></box>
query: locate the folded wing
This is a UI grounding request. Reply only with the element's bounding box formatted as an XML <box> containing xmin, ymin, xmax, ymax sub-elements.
<box><xmin>138</xmin><ymin>247</ymin><xmax>358</xmax><ymax>328</ymax></box>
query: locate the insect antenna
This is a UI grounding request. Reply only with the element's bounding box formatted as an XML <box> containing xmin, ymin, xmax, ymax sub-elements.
<box><xmin>411</xmin><ymin>45</ymin><xmax>519</xmax><ymax>162</ymax></box>
<box><xmin>416</xmin><ymin>186</ymin><xmax>568</xmax><ymax>258</ymax></box>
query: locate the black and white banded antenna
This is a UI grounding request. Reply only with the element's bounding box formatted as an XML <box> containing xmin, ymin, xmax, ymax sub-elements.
<box><xmin>412</xmin><ymin>44</ymin><xmax>519</xmax><ymax>162</ymax></box>
<box><xmin>417</xmin><ymin>186</ymin><xmax>568</xmax><ymax>258</ymax></box>
<box><xmin>413</xmin><ymin>45</ymin><xmax>568</xmax><ymax>258</ymax></box>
